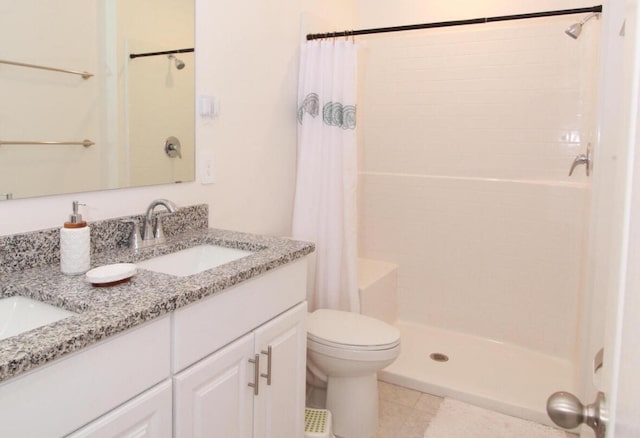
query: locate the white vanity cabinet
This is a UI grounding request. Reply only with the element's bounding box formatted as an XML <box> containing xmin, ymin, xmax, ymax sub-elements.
<box><xmin>174</xmin><ymin>302</ymin><xmax>306</xmax><ymax>438</ymax></box>
<box><xmin>0</xmin><ymin>316</ymin><xmax>171</xmax><ymax>438</ymax></box>
<box><xmin>0</xmin><ymin>256</ymin><xmax>308</xmax><ymax>438</ymax></box>
<box><xmin>173</xmin><ymin>258</ymin><xmax>308</xmax><ymax>438</ymax></box>
<box><xmin>67</xmin><ymin>379</ymin><xmax>173</xmax><ymax>438</ymax></box>
<box><xmin>174</xmin><ymin>333</ymin><xmax>255</xmax><ymax>437</ymax></box>
<box><xmin>252</xmin><ymin>302</ymin><xmax>307</xmax><ymax>438</ymax></box>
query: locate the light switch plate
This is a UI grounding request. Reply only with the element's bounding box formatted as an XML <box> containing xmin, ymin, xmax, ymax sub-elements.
<box><xmin>199</xmin><ymin>152</ymin><xmax>215</xmax><ymax>184</ymax></box>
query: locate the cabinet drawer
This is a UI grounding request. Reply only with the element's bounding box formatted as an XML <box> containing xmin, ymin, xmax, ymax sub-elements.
<box><xmin>172</xmin><ymin>258</ymin><xmax>307</xmax><ymax>372</ymax></box>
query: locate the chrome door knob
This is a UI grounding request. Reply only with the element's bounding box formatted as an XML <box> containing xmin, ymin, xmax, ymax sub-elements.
<box><xmin>547</xmin><ymin>391</ymin><xmax>606</xmax><ymax>438</ymax></box>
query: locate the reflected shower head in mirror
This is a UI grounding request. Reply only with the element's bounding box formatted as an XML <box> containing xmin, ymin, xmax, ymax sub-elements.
<box><xmin>168</xmin><ymin>54</ymin><xmax>186</xmax><ymax>70</ymax></box>
<box><xmin>565</xmin><ymin>12</ymin><xmax>600</xmax><ymax>39</ymax></box>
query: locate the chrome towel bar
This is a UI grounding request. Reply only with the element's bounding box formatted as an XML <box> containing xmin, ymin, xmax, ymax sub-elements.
<box><xmin>0</xmin><ymin>140</ymin><xmax>95</xmax><ymax>147</ymax></box>
<box><xmin>0</xmin><ymin>59</ymin><xmax>93</xmax><ymax>79</ymax></box>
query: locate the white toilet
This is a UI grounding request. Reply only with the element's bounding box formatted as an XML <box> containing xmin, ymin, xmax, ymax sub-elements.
<box><xmin>306</xmin><ymin>309</ymin><xmax>401</xmax><ymax>438</ymax></box>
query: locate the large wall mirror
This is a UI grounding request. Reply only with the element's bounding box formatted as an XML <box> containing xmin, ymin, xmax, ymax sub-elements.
<box><xmin>0</xmin><ymin>0</ymin><xmax>195</xmax><ymax>201</ymax></box>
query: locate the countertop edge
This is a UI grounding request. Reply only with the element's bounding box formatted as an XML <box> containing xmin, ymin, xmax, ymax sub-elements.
<box><xmin>0</xmin><ymin>229</ymin><xmax>314</xmax><ymax>383</ymax></box>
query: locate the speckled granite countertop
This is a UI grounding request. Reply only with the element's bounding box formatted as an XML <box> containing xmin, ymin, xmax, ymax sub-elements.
<box><xmin>0</xmin><ymin>227</ymin><xmax>314</xmax><ymax>383</ymax></box>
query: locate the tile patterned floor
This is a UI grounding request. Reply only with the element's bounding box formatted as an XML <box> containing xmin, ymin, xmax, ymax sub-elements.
<box><xmin>375</xmin><ymin>381</ymin><xmax>578</xmax><ymax>438</ymax></box>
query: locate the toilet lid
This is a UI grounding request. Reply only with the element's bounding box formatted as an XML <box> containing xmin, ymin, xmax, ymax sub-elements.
<box><xmin>307</xmin><ymin>309</ymin><xmax>400</xmax><ymax>349</ymax></box>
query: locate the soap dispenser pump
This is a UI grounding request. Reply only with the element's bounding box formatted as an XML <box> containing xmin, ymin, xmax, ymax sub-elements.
<box><xmin>60</xmin><ymin>201</ymin><xmax>91</xmax><ymax>275</ymax></box>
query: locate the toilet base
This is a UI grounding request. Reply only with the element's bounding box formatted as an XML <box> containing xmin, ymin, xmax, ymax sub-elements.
<box><xmin>307</xmin><ymin>385</ymin><xmax>327</xmax><ymax>409</ymax></box>
<box><xmin>326</xmin><ymin>373</ymin><xmax>378</xmax><ymax>438</ymax></box>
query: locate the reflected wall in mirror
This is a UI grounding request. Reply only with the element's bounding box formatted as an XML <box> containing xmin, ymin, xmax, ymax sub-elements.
<box><xmin>0</xmin><ymin>0</ymin><xmax>195</xmax><ymax>201</ymax></box>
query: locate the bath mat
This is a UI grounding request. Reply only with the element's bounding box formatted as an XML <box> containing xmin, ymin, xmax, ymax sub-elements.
<box><xmin>423</xmin><ymin>398</ymin><xmax>566</xmax><ymax>438</ymax></box>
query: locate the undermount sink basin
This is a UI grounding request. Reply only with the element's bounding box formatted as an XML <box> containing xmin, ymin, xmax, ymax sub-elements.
<box><xmin>0</xmin><ymin>296</ymin><xmax>76</xmax><ymax>341</ymax></box>
<box><xmin>136</xmin><ymin>244</ymin><xmax>253</xmax><ymax>277</ymax></box>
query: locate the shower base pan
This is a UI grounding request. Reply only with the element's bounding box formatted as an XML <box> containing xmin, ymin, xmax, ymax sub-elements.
<box><xmin>378</xmin><ymin>321</ymin><xmax>574</xmax><ymax>428</ymax></box>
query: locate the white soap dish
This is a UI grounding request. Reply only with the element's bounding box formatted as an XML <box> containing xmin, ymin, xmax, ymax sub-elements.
<box><xmin>86</xmin><ymin>263</ymin><xmax>137</xmax><ymax>287</ymax></box>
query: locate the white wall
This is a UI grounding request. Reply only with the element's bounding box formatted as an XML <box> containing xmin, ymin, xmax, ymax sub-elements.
<box><xmin>357</xmin><ymin>0</ymin><xmax>598</xmax><ymax>359</ymax></box>
<box><xmin>0</xmin><ymin>0</ymin><xmax>356</xmax><ymax>237</ymax></box>
<box><xmin>195</xmin><ymin>0</ymin><xmax>355</xmax><ymax>234</ymax></box>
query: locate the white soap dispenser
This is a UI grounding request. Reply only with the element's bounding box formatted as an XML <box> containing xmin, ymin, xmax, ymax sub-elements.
<box><xmin>60</xmin><ymin>201</ymin><xmax>91</xmax><ymax>275</ymax></box>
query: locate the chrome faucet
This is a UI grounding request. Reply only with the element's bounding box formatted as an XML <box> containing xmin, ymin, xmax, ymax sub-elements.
<box><xmin>142</xmin><ymin>199</ymin><xmax>178</xmax><ymax>244</ymax></box>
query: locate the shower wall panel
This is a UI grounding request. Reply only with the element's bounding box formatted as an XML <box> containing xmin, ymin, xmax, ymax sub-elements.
<box><xmin>358</xmin><ymin>18</ymin><xmax>598</xmax><ymax>360</ymax></box>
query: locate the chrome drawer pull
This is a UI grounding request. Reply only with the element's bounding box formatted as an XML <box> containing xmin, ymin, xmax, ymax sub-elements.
<box><xmin>261</xmin><ymin>346</ymin><xmax>272</xmax><ymax>385</ymax></box>
<box><xmin>248</xmin><ymin>354</ymin><xmax>260</xmax><ymax>395</ymax></box>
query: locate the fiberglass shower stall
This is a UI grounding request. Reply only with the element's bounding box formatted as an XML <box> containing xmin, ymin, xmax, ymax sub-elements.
<box><xmin>349</xmin><ymin>7</ymin><xmax>600</xmax><ymax>426</ymax></box>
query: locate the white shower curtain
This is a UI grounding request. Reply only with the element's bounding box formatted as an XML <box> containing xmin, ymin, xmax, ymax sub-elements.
<box><xmin>292</xmin><ymin>40</ymin><xmax>359</xmax><ymax>313</ymax></box>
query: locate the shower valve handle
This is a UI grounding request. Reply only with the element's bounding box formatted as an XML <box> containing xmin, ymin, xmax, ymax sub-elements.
<box><xmin>569</xmin><ymin>148</ymin><xmax>591</xmax><ymax>177</ymax></box>
<box><xmin>165</xmin><ymin>136</ymin><xmax>182</xmax><ymax>159</ymax></box>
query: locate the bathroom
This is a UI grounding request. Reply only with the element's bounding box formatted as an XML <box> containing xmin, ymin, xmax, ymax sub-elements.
<box><xmin>1</xmin><ymin>0</ymin><xmax>640</xmax><ymax>437</ymax></box>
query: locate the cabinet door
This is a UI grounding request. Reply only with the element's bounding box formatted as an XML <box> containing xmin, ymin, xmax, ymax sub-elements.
<box><xmin>174</xmin><ymin>332</ymin><xmax>254</xmax><ymax>438</ymax></box>
<box><xmin>253</xmin><ymin>302</ymin><xmax>307</xmax><ymax>438</ymax></box>
<box><xmin>67</xmin><ymin>380</ymin><xmax>172</xmax><ymax>438</ymax></box>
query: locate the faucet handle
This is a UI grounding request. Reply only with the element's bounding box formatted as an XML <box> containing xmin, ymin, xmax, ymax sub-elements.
<box><xmin>121</xmin><ymin>219</ymin><xmax>143</xmax><ymax>250</ymax></box>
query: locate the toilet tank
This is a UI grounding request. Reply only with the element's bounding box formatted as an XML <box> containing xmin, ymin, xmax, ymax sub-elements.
<box><xmin>358</xmin><ymin>259</ymin><xmax>398</xmax><ymax>324</ymax></box>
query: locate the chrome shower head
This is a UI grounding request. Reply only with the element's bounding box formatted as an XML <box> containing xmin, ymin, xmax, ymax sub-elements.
<box><xmin>168</xmin><ymin>54</ymin><xmax>186</xmax><ymax>70</ymax></box>
<box><xmin>565</xmin><ymin>23</ymin><xmax>582</xmax><ymax>39</ymax></box>
<box><xmin>565</xmin><ymin>12</ymin><xmax>600</xmax><ymax>39</ymax></box>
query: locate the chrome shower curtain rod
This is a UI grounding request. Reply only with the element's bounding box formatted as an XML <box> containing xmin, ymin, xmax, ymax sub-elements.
<box><xmin>129</xmin><ymin>48</ymin><xmax>194</xmax><ymax>59</ymax></box>
<box><xmin>306</xmin><ymin>5</ymin><xmax>603</xmax><ymax>41</ymax></box>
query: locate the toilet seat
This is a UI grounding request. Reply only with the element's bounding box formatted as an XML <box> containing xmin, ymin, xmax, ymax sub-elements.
<box><xmin>307</xmin><ymin>334</ymin><xmax>400</xmax><ymax>351</ymax></box>
<box><xmin>308</xmin><ymin>336</ymin><xmax>401</xmax><ymax>362</ymax></box>
<box><xmin>307</xmin><ymin>309</ymin><xmax>401</xmax><ymax>351</ymax></box>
